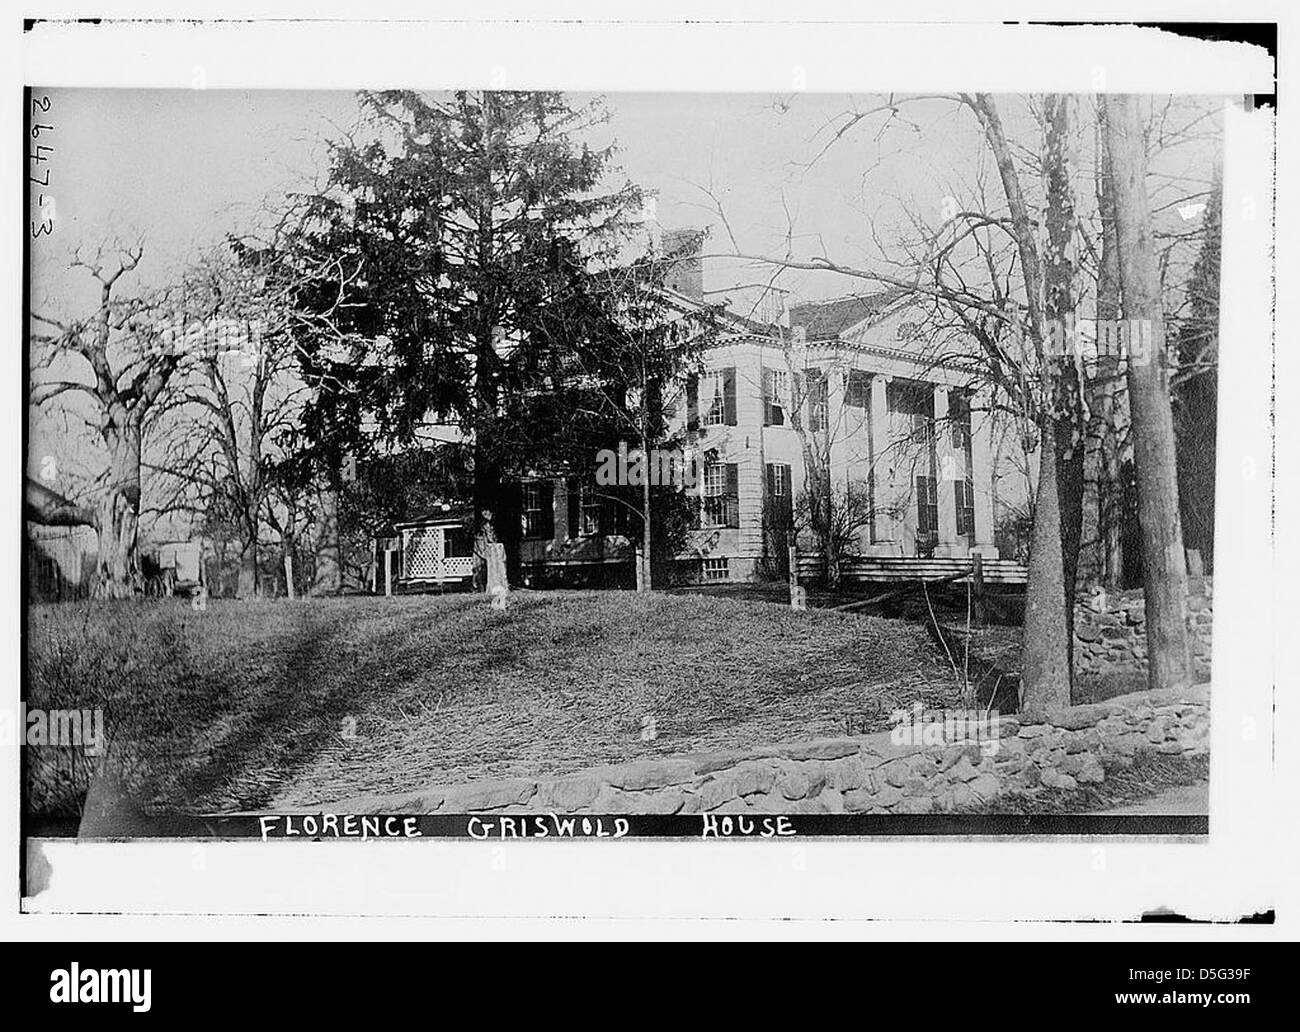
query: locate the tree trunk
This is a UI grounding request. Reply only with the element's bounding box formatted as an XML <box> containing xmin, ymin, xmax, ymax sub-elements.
<box><xmin>1020</xmin><ymin>425</ymin><xmax>1072</xmax><ymax>716</ymax></box>
<box><xmin>312</xmin><ymin>486</ymin><xmax>342</xmax><ymax>594</ymax></box>
<box><xmin>641</xmin><ymin>433</ymin><xmax>653</xmax><ymax>593</ymax></box>
<box><xmin>969</xmin><ymin>93</ymin><xmax>1073</xmax><ymax>716</ymax></box>
<box><xmin>1042</xmin><ymin>93</ymin><xmax>1085</xmax><ymax>685</ymax></box>
<box><xmin>473</xmin><ymin>474</ymin><xmax>508</xmax><ymax>593</ymax></box>
<box><xmin>93</xmin><ymin>423</ymin><xmax>143</xmax><ymax>599</ymax></box>
<box><xmin>472</xmin><ymin>301</ymin><xmax>513</xmax><ymax>591</ymax></box>
<box><xmin>236</xmin><ymin>540</ymin><xmax>259</xmax><ymax>599</ymax></box>
<box><xmin>1090</xmin><ymin>99</ymin><xmax>1127</xmax><ymax>589</ymax></box>
<box><xmin>1103</xmin><ymin>94</ymin><xmax>1192</xmax><ymax>691</ymax></box>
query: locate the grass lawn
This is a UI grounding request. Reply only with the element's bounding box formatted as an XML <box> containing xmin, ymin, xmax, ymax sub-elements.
<box><xmin>27</xmin><ymin>591</ymin><xmax>955</xmax><ymax>814</ymax></box>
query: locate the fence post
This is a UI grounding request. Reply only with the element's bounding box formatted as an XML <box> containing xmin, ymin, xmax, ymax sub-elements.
<box><xmin>971</xmin><ymin>552</ymin><xmax>985</xmax><ymax>625</ymax></box>
<box><xmin>635</xmin><ymin>545</ymin><xmax>645</xmax><ymax>592</ymax></box>
<box><xmin>385</xmin><ymin>548</ymin><xmax>394</xmax><ymax>597</ymax></box>
<box><xmin>284</xmin><ymin>553</ymin><xmax>296</xmax><ymax>600</ymax></box>
<box><xmin>788</xmin><ymin>545</ymin><xmax>801</xmax><ymax>609</ymax></box>
<box><xmin>487</xmin><ymin>542</ymin><xmax>509</xmax><ymax>609</ymax></box>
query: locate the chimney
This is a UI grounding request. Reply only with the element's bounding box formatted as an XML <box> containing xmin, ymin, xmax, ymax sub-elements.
<box><xmin>661</xmin><ymin>227</ymin><xmax>705</xmax><ymax>301</ymax></box>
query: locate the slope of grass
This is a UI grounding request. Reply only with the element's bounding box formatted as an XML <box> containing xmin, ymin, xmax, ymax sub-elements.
<box><xmin>27</xmin><ymin>591</ymin><xmax>954</xmax><ymax>814</ymax></box>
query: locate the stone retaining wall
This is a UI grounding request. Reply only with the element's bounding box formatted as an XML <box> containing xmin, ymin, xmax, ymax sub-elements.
<box><xmin>1074</xmin><ymin>578</ymin><xmax>1213</xmax><ymax>684</ymax></box>
<box><xmin>331</xmin><ymin>684</ymin><xmax>1210</xmax><ymax>817</ymax></box>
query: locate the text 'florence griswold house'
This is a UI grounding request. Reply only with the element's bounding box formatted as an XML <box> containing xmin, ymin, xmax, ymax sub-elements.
<box><xmin>380</xmin><ymin>236</ymin><xmax>1004</xmax><ymax>591</ymax></box>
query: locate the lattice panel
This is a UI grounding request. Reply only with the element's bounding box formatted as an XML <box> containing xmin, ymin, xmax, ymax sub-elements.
<box><xmin>443</xmin><ymin>556</ymin><xmax>474</xmax><ymax>577</ymax></box>
<box><xmin>404</xmin><ymin>528</ymin><xmax>443</xmax><ymax>579</ymax></box>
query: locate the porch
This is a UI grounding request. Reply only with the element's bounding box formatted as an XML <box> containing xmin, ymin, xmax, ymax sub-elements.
<box><xmin>373</xmin><ymin>510</ymin><xmax>476</xmax><ymax>593</ymax></box>
<box><xmin>795</xmin><ymin>553</ymin><xmax>1028</xmax><ymax>585</ymax></box>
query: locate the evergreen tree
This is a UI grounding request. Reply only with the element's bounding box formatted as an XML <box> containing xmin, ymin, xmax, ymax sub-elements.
<box><xmin>285</xmin><ymin>91</ymin><xmax>643</xmax><ymax>583</ymax></box>
<box><xmin>1174</xmin><ymin>167</ymin><xmax>1221</xmax><ymax>572</ymax></box>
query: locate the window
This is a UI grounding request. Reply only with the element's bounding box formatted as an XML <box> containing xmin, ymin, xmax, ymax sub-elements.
<box><xmin>703</xmin><ymin>462</ymin><xmax>740</xmax><ymax>529</ymax></box>
<box><xmin>763</xmin><ymin>368</ymin><xmax>788</xmax><ymax>426</ymax></box>
<box><xmin>701</xmin><ymin>371</ymin><xmax>727</xmax><ymax>426</ymax></box>
<box><xmin>766</xmin><ymin>462</ymin><xmax>791</xmax><ymax>499</ymax></box>
<box><xmin>807</xmin><ymin>369</ymin><xmax>829</xmax><ymax>432</ymax></box>
<box><xmin>703</xmin><ymin>557</ymin><xmax>730</xmax><ymax>582</ymax></box>
<box><xmin>955</xmin><ymin>478</ymin><xmax>976</xmax><ymax>537</ymax></box>
<box><xmin>688</xmin><ymin>368</ymin><xmax>736</xmax><ymax>430</ymax></box>
<box><xmin>845</xmin><ymin>369</ymin><xmax>871</xmax><ymax>409</ymax></box>
<box><xmin>580</xmin><ymin>483</ymin><xmax>603</xmax><ymax>536</ymax></box>
<box><xmin>521</xmin><ymin>481</ymin><xmax>554</xmax><ymax>540</ymax></box>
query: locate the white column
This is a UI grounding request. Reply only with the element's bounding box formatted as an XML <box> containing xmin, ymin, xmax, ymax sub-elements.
<box><xmin>934</xmin><ymin>385</ymin><xmax>959</xmax><ymax>551</ymax></box>
<box><xmin>870</xmin><ymin>375</ymin><xmax>894</xmax><ymax>546</ymax></box>
<box><xmin>827</xmin><ymin>365</ymin><xmax>848</xmax><ymax>490</ymax></box>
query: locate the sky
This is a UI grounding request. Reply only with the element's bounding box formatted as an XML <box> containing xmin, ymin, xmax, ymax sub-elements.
<box><xmin>28</xmin><ymin>89</ymin><xmax>1224</xmax><ymax>495</ymax></box>
<box><xmin>30</xmin><ymin>88</ymin><xmax>1022</xmax><ymax>318</ymax></box>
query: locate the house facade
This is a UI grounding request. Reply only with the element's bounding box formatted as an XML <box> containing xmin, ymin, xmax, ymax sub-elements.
<box><xmin>368</xmin><ymin>241</ymin><xmax>1002</xmax><ymax>591</ymax></box>
<box><xmin>664</xmin><ymin>291</ymin><xmax>999</xmax><ymax>583</ymax></box>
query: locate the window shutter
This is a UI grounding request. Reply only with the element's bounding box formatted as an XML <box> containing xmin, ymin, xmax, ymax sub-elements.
<box><xmin>504</xmin><ymin>480</ymin><xmax>523</xmax><ymax>538</ymax></box>
<box><xmin>686</xmin><ymin>375</ymin><xmax>699</xmax><ymax>432</ymax></box>
<box><xmin>722</xmin><ymin>367</ymin><xmax>737</xmax><ymax>426</ymax></box>
<box><xmin>566</xmin><ymin>478</ymin><xmax>579</xmax><ymax>539</ymax></box>
<box><xmin>725</xmin><ymin>463</ymin><xmax>740</xmax><ymax>527</ymax></box>
<box><xmin>766</xmin><ymin>463</ymin><xmax>775</xmax><ymax>496</ymax></box>
<box><xmin>953</xmin><ymin>480</ymin><xmax>964</xmax><ymax>535</ymax></box>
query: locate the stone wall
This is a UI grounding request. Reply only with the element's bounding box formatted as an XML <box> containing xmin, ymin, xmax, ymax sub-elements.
<box><xmin>1074</xmin><ymin>578</ymin><xmax>1213</xmax><ymax>685</ymax></box>
<box><xmin>330</xmin><ymin>684</ymin><xmax>1210</xmax><ymax>817</ymax></box>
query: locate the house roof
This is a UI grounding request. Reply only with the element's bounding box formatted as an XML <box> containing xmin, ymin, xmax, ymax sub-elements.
<box><xmin>787</xmin><ymin>288</ymin><xmax>908</xmax><ymax>340</ymax></box>
<box><xmin>377</xmin><ymin>502</ymin><xmax>474</xmax><ymax>537</ymax></box>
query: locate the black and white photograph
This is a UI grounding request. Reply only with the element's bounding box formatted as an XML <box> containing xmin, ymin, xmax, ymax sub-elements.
<box><xmin>3</xmin><ymin>10</ymin><xmax>1290</xmax><ymax>952</ymax></box>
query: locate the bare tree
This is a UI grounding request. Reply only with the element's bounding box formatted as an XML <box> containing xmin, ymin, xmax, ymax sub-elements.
<box><xmin>147</xmin><ymin>238</ymin><xmax>324</xmax><ymax>597</ymax></box>
<box><xmin>1086</xmin><ymin>97</ymin><xmax>1128</xmax><ymax>589</ymax></box>
<box><xmin>699</xmin><ymin>90</ymin><xmax>1216</xmax><ymax>708</ymax></box>
<box><xmin>964</xmin><ymin>93</ymin><xmax>1072</xmax><ymax>715</ymax></box>
<box><xmin>31</xmin><ymin>243</ymin><xmax>209</xmax><ymax>598</ymax></box>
